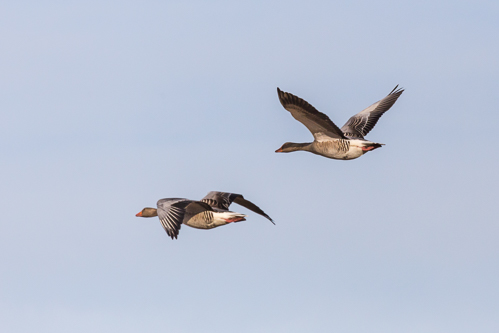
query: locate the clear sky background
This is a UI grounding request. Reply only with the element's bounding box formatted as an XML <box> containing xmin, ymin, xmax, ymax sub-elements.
<box><xmin>1</xmin><ymin>1</ymin><xmax>498</xmax><ymax>332</ymax></box>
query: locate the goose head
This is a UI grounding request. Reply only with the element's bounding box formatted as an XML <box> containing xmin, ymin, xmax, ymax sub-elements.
<box><xmin>136</xmin><ymin>207</ymin><xmax>158</xmax><ymax>217</ymax></box>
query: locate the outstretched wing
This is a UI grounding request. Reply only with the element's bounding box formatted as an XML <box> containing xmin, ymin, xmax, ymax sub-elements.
<box><xmin>156</xmin><ymin>198</ymin><xmax>192</xmax><ymax>239</ymax></box>
<box><xmin>277</xmin><ymin>88</ymin><xmax>346</xmax><ymax>141</ymax></box>
<box><xmin>341</xmin><ymin>85</ymin><xmax>404</xmax><ymax>139</ymax></box>
<box><xmin>201</xmin><ymin>191</ymin><xmax>274</xmax><ymax>224</ymax></box>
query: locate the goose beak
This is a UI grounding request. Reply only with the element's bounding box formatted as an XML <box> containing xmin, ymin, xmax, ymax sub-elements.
<box><xmin>275</xmin><ymin>147</ymin><xmax>283</xmax><ymax>153</ymax></box>
<box><xmin>135</xmin><ymin>211</ymin><xmax>143</xmax><ymax>217</ymax></box>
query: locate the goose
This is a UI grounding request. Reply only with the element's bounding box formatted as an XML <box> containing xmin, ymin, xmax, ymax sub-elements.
<box><xmin>275</xmin><ymin>86</ymin><xmax>404</xmax><ymax>160</ymax></box>
<box><xmin>136</xmin><ymin>191</ymin><xmax>274</xmax><ymax>239</ymax></box>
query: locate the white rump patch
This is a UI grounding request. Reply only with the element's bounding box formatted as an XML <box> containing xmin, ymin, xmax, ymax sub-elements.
<box><xmin>213</xmin><ymin>211</ymin><xmax>247</xmax><ymax>222</ymax></box>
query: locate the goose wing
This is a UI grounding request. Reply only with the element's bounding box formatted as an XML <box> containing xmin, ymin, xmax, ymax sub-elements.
<box><xmin>156</xmin><ymin>198</ymin><xmax>192</xmax><ymax>239</ymax></box>
<box><xmin>341</xmin><ymin>85</ymin><xmax>404</xmax><ymax>139</ymax></box>
<box><xmin>277</xmin><ymin>88</ymin><xmax>346</xmax><ymax>141</ymax></box>
<box><xmin>201</xmin><ymin>191</ymin><xmax>274</xmax><ymax>224</ymax></box>
<box><xmin>184</xmin><ymin>201</ymin><xmax>214</xmax><ymax>216</ymax></box>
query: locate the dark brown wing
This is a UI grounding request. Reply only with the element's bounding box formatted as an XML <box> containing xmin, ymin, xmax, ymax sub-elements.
<box><xmin>277</xmin><ymin>88</ymin><xmax>346</xmax><ymax>140</ymax></box>
<box><xmin>201</xmin><ymin>191</ymin><xmax>274</xmax><ymax>224</ymax></box>
<box><xmin>184</xmin><ymin>201</ymin><xmax>214</xmax><ymax>215</ymax></box>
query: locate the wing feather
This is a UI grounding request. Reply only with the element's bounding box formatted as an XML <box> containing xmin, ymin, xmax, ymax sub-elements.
<box><xmin>201</xmin><ymin>191</ymin><xmax>274</xmax><ymax>224</ymax></box>
<box><xmin>341</xmin><ymin>85</ymin><xmax>404</xmax><ymax>139</ymax></box>
<box><xmin>156</xmin><ymin>198</ymin><xmax>191</xmax><ymax>239</ymax></box>
<box><xmin>277</xmin><ymin>88</ymin><xmax>346</xmax><ymax>140</ymax></box>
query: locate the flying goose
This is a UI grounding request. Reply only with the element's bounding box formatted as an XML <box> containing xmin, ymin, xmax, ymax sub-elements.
<box><xmin>136</xmin><ymin>191</ymin><xmax>274</xmax><ymax>239</ymax></box>
<box><xmin>275</xmin><ymin>86</ymin><xmax>404</xmax><ymax>160</ymax></box>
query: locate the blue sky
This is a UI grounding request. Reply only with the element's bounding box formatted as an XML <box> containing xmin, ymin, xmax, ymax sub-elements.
<box><xmin>1</xmin><ymin>1</ymin><xmax>498</xmax><ymax>332</ymax></box>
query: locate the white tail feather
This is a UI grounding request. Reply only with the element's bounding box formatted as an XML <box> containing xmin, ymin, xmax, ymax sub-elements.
<box><xmin>213</xmin><ymin>211</ymin><xmax>247</xmax><ymax>223</ymax></box>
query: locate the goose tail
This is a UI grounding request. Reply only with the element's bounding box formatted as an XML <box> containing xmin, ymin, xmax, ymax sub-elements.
<box><xmin>214</xmin><ymin>211</ymin><xmax>247</xmax><ymax>223</ymax></box>
<box><xmin>360</xmin><ymin>141</ymin><xmax>384</xmax><ymax>152</ymax></box>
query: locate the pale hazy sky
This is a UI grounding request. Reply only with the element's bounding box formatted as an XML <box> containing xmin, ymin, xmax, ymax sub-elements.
<box><xmin>1</xmin><ymin>1</ymin><xmax>498</xmax><ymax>332</ymax></box>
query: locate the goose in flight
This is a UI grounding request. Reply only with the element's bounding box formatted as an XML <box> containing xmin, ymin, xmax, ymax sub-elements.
<box><xmin>276</xmin><ymin>86</ymin><xmax>404</xmax><ymax>160</ymax></box>
<box><xmin>136</xmin><ymin>191</ymin><xmax>274</xmax><ymax>239</ymax></box>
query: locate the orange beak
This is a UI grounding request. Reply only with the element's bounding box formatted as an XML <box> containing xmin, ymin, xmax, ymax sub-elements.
<box><xmin>275</xmin><ymin>147</ymin><xmax>283</xmax><ymax>153</ymax></box>
<box><xmin>135</xmin><ymin>211</ymin><xmax>143</xmax><ymax>217</ymax></box>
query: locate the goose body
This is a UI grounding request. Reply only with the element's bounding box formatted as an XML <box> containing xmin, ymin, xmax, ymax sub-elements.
<box><xmin>276</xmin><ymin>86</ymin><xmax>404</xmax><ymax>160</ymax></box>
<box><xmin>136</xmin><ymin>191</ymin><xmax>273</xmax><ymax>239</ymax></box>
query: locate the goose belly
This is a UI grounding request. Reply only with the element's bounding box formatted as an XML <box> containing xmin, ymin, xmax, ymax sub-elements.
<box><xmin>312</xmin><ymin>140</ymin><xmax>364</xmax><ymax>160</ymax></box>
<box><xmin>183</xmin><ymin>212</ymin><xmax>228</xmax><ymax>229</ymax></box>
